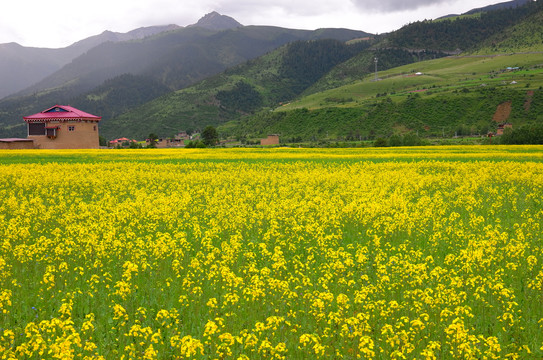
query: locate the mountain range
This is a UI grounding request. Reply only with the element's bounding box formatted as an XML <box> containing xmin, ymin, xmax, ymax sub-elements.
<box><xmin>0</xmin><ymin>0</ymin><xmax>541</xmax><ymax>141</ymax></box>
<box><xmin>0</xmin><ymin>12</ymin><xmax>369</xmax><ymax>138</ymax></box>
<box><xmin>0</xmin><ymin>24</ymin><xmax>181</xmax><ymax>99</ymax></box>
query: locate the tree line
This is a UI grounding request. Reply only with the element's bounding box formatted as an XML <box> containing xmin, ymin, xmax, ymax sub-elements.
<box><xmin>387</xmin><ymin>0</ymin><xmax>542</xmax><ymax>52</ymax></box>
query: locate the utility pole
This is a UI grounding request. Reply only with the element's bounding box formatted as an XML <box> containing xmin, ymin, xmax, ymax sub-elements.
<box><xmin>374</xmin><ymin>57</ymin><xmax>378</xmax><ymax>81</ymax></box>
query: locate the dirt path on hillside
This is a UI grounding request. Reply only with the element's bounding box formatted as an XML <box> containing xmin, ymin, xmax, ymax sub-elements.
<box><xmin>493</xmin><ymin>101</ymin><xmax>512</xmax><ymax>122</ymax></box>
<box><xmin>525</xmin><ymin>90</ymin><xmax>534</xmax><ymax>112</ymax></box>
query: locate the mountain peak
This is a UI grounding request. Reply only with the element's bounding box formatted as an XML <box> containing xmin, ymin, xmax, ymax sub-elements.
<box><xmin>190</xmin><ymin>11</ymin><xmax>242</xmax><ymax>30</ymax></box>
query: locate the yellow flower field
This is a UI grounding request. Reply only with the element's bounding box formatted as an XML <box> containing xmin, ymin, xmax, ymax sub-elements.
<box><xmin>0</xmin><ymin>146</ymin><xmax>542</xmax><ymax>359</ymax></box>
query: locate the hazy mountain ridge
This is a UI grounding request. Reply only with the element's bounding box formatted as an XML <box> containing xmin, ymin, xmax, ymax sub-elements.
<box><xmin>0</xmin><ymin>43</ymin><xmax>69</xmax><ymax>100</ymax></box>
<box><xmin>98</xmin><ymin>39</ymin><xmax>372</xmax><ymax>139</ymax></box>
<box><xmin>0</xmin><ymin>12</ymin><xmax>253</xmax><ymax>101</ymax></box>
<box><xmin>0</xmin><ymin>24</ymin><xmax>182</xmax><ymax>100</ymax></box>
<box><xmin>16</xmin><ymin>27</ymin><xmax>218</xmax><ymax>97</ymax></box>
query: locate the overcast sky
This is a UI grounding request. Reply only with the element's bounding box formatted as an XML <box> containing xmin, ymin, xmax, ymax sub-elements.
<box><xmin>2</xmin><ymin>0</ymin><xmax>502</xmax><ymax>48</ymax></box>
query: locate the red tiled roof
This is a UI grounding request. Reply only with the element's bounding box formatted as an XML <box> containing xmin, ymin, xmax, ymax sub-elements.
<box><xmin>23</xmin><ymin>105</ymin><xmax>101</xmax><ymax>123</ymax></box>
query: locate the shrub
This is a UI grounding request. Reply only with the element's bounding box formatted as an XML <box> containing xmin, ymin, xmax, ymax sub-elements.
<box><xmin>500</xmin><ymin>124</ymin><xmax>543</xmax><ymax>144</ymax></box>
<box><xmin>374</xmin><ymin>137</ymin><xmax>388</xmax><ymax>147</ymax></box>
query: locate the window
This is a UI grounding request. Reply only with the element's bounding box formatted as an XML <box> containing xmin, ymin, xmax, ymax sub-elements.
<box><xmin>46</xmin><ymin>127</ymin><xmax>57</xmax><ymax>138</ymax></box>
<box><xmin>68</xmin><ymin>126</ymin><xmax>75</xmax><ymax>132</ymax></box>
<box><xmin>93</xmin><ymin>125</ymin><xmax>97</xmax><ymax>131</ymax></box>
<box><xmin>28</xmin><ymin>123</ymin><xmax>45</xmax><ymax>135</ymax></box>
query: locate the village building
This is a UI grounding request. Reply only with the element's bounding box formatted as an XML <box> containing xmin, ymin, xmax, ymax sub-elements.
<box><xmin>152</xmin><ymin>138</ymin><xmax>169</xmax><ymax>148</ymax></box>
<box><xmin>167</xmin><ymin>138</ymin><xmax>185</xmax><ymax>147</ymax></box>
<box><xmin>0</xmin><ymin>138</ymin><xmax>35</xmax><ymax>150</ymax></box>
<box><xmin>24</xmin><ymin>105</ymin><xmax>101</xmax><ymax>149</ymax></box>
<box><xmin>146</xmin><ymin>137</ymin><xmax>185</xmax><ymax>148</ymax></box>
<box><xmin>175</xmin><ymin>131</ymin><xmax>190</xmax><ymax>140</ymax></box>
<box><xmin>146</xmin><ymin>130</ymin><xmax>190</xmax><ymax>148</ymax></box>
<box><xmin>496</xmin><ymin>123</ymin><xmax>513</xmax><ymax>136</ymax></box>
<box><xmin>260</xmin><ymin>134</ymin><xmax>280</xmax><ymax>146</ymax></box>
<box><xmin>109</xmin><ymin>137</ymin><xmax>137</xmax><ymax>148</ymax></box>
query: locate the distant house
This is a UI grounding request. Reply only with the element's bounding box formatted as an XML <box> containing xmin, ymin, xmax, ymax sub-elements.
<box><xmin>24</xmin><ymin>105</ymin><xmax>101</xmax><ymax>149</ymax></box>
<box><xmin>154</xmin><ymin>138</ymin><xmax>169</xmax><ymax>148</ymax></box>
<box><xmin>261</xmin><ymin>134</ymin><xmax>280</xmax><ymax>146</ymax></box>
<box><xmin>496</xmin><ymin>123</ymin><xmax>513</xmax><ymax>136</ymax></box>
<box><xmin>146</xmin><ymin>137</ymin><xmax>185</xmax><ymax>148</ymax></box>
<box><xmin>175</xmin><ymin>131</ymin><xmax>190</xmax><ymax>140</ymax></box>
<box><xmin>144</xmin><ymin>130</ymin><xmax>191</xmax><ymax>148</ymax></box>
<box><xmin>167</xmin><ymin>138</ymin><xmax>185</xmax><ymax>147</ymax></box>
<box><xmin>109</xmin><ymin>137</ymin><xmax>137</xmax><ymax>147</ymax></box>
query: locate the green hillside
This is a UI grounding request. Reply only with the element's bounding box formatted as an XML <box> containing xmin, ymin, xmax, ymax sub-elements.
<box><xmin>279</xmin><ymin>54</ymin><xmax>543</xmax><ymax>111</ymax></box>
<box><xmin>227</xmin><ymin>1</ymin><xmax>543</xmax><ymax>142</ymax></box>
<box><xmin>307</xmin><ymin>0</ymin><xmax>543</xmax><ymax>97</ymax></box>
<box><xmin>303</xmin><ymin>47</ymin><xmax>449</xmax><ymax>96</ymax></box>
<box><xmin>384</xmin><ymin>0</ymin><xmax>540</xmax><ymax>52</ymax></box>
<box><xmin>474</xmin><ymin>9</ymin><xmax>543</xmax><ymax>53</ymax></box>
<box><xmin>100</xmin><ymin>39</ymin><xmax>372</xmax><ymax>139</ymax></box>
<box><xmin>142</xmin><ymin>0</ymin><xmax>543</xmax><ymax>143</ymax></box>
<box><xmin>234</xmin><ymin>54</ymin><xmax>543</xmax><ymax>141</ymax></box>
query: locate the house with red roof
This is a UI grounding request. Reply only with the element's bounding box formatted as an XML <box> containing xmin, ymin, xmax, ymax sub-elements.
<box><xmin>109</xmin><ymin>137</ymin><xmax>137</xmax><ymax>148</ymax></box>
<box><xmin>24</xmin><ymin>105</ymin><xmax>101</xmax><ymax>149</ymax></box>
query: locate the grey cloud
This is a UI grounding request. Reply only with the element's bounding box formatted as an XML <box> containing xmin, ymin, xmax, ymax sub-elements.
<box><xmin>213</xmin><ymin>0</ymin><xmax>337</xmax><ymax>17</ymax></box>
<box><xmin>352</xmin><ymin>0</ymin><xmax>450</xmax><ymax>12</ymax></box>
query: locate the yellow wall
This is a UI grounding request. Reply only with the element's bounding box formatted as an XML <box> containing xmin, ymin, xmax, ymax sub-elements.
<box><xmin>29</xmin><ymin>121</ymin><xmax>100</xmax><ymax>149</ymax></box>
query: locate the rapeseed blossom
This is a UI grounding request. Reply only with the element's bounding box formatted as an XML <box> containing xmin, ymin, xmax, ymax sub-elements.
<box><xmin>0</xmin><ymin>146</ymin><xmax>542</xmax><ymax>358</ymax></box>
